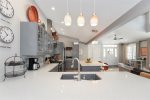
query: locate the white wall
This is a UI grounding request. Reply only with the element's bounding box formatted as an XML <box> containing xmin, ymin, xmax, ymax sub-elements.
<box><xmin>79</xmin><ymin>43</ymin><xmax>88</xmax><ymax>60</ymax></box>
<box><xmin>59</xmin><ymin>35</ymin><xmax>88</xmax><ymax>60</ymax></box>
<box><xmin>0</xmin><ymin>0</ymin><xmax>47</xmax><ymax>81</ymax></box>
<box><xmin>88</xmin><ymin>44</ymin><xmax>120</xmax><ymax>65</ymax></box>
<box><xmin>88</xmin><ymin>44</ymin><xmax>103</xmax><ymax>61</ymax></box>
<box><xmin>59</xmin><ymin>35</ymin><xmax>79</xmax><ymax>47</ymax></box>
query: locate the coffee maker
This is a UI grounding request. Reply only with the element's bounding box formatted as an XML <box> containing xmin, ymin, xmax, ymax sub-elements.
<box><xmin>28</xmin><ymin>58</ymin><xmax>40</xmax><ymax>70</ymax></box>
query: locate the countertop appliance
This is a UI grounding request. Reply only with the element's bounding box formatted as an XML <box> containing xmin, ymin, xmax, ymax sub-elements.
<box><xmin>28</xmin><ymin>58</ymin><xmax>40</xmax><ymax>70</ymax></box>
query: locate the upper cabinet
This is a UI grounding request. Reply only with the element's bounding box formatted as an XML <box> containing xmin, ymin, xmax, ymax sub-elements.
<box><xmin>20</xmin><ymin>22</ymin><xmax>52</xmax><ymax>56</ymax></box>
<box><xmin>52</xmin><ymin>42</ymin><xmax>65</xmax><ymax>60</ymax></box>
<box><xmin>72</xmin><ymin>43</ymin><xmax>79</xmax><ymax>59</ymax></box>
<box><xmin>139</xmin><ymin>41</ymin><xmax>148</xmax><ymax>57</ymax></box>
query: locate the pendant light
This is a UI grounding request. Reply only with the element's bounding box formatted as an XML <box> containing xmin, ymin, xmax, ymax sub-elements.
<box><xmin>77</xmin><ymin>0</ymin><xmax>85</xmax><ymax>27</ymax></box>
<box><xmin>64</xmin><ymin>0</ymin><xmax>72</xmax><ymax>26</ymax></box>
<box><xmin>90</xmin><ymin>0</ymin><xmax>98</xmax><ymax>26</ymax></box>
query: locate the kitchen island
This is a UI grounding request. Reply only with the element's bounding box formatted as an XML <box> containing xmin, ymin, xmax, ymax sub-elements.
<box><xmin>0</xmin><ymin>64</ymin><xmax>150</xmax><ymax>100</ymax></box>
<box><xmin>80</xmin><ymin>61</ymin><xmax>107</xmax><ymax>71</ymax></box>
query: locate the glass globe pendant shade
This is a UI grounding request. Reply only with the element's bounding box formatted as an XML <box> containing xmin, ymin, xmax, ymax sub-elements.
<box><xmin>77</xmin><ymin>13</ymin><xmax>85</xmax><ymax>27</ymax></box>
<box><xmin>90</xmin><ymin>13</ymin><xmax>98</xmax><ymax>26</ymax></box>
<box><xmin>64</xmin><ymin>13</ymin><xmax>72</xmax><ymax>26</ymax></box>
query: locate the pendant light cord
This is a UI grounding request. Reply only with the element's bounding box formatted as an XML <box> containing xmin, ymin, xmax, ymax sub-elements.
<box><xmin>80</xmin><ymin>0</ymin><xmax>82</xmax><ymax>14</ymax></box>
<box><xmin>67</xmin><ymin>0</ymin><xmax>69</xmax><ymax>13</ymax></box>
<box><xmin>94</xmin><ymin>0</ymin><xmax>96</xmax><ymax>14</ymax></box>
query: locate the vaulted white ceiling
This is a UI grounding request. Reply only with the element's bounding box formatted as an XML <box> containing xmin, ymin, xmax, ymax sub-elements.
<box><xmin>97</xmin><ymin>15</ymin><xmax>150</xmax><ymax>44</ymax></box>
<box><xmin>34</xmin><ymin>0</ymin><xmax>142</xmax><ymax>43</ymax></box>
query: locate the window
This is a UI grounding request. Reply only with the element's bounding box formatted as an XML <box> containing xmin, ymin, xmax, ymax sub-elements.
<box><xmin>127</xmin><ymin>43</ymin><xmax>136</xmax><ymax>60</ymax></box>
<box><xmin>115</xmin><ymin>48</ymin><xmax>117</xmax><ymax>57</ymax></box>
<box><xmin>107</xmin><ymin>48</ymin><xmax>114</xmax><ymax>55</ymax></box>
<box><xmin>103</xmin><ymin>45</ymin><xmax>118</xmax><ymax>58</ymax></box>
<box><xmin>103</xmin><ymin>49</ymin><xmax>106</xmax><ymax>57</ymax></box>
<box><xmin>103</xmin><ymin>45</ymin><xmax>117</xmax><ymax>48</ymax></box>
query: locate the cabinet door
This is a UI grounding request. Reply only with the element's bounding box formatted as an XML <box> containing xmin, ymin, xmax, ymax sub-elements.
<box><xmin>20</xmin><ymin>22</ymin><xmax>38</xmax><ymax>56</ymax></box>
<box><xmin>73</xmin><ymin>44</ymin><xmax>79</xmax><ymax>58</ymax></box>
<box><xmin>38</xmin><ymin>25</ymin><xmax>45</xmax><ymax>53</ymax></box>
<box><xmin>53</xmin><ymin>42</ymin><xmax>64</xmax><ymax>60</ymax></box>
<box><xmin>65</xmin><ymin>60</ymin><xmax>72</xmax><ymax>68</ymax></box>
<box><xmin>43</xmin><ymin>31</ymin><xmax>48</xmax><ymax>52</ymax></box>
<box><xmin>58</xmin><ymin>42</ymin><xmax>65</xmax><ymax>60</ymax></box>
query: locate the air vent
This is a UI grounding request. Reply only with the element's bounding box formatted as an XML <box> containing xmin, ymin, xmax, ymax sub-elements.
<box><xmin>92</xmin><ymin>29</ymin><xmax>98</xmax><ymax>33</ymax></box>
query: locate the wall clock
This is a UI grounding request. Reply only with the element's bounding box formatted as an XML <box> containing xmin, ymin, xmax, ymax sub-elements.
<box><xmin>0</xmin><ymin>26</ymin><xmax>14</xmax><ymax>43</ymax></box>
<box><xmin>0</xmin><ymin>0</ymin><xmax>14</xmax><ymax>18</ymax></box>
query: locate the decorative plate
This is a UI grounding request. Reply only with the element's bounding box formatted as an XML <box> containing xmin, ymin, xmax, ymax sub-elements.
<box><xmin>27</xmin><ymin>5</ymin><xmax>39</xmax><ymax>22</ymax></box>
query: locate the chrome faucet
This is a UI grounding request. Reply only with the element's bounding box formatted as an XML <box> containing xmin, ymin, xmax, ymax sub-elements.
<box><xmin>71</xmin><ymin>58</ymin><xmax>81</xmax><ymax>81</ymax></box>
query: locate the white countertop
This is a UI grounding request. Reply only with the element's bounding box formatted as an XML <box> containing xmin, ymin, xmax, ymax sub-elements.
<box><xmin>80</xmin><ymin>61</ymin><xmax>107</xmax><ymax>67</ymax></box>
<box><xmin>0</xmin><ymin>63</ymin><xmax>150</xmax><ymax>100</ymax></box>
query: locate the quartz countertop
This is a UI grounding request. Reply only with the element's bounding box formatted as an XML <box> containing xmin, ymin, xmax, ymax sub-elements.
<box><xmin>0</xmin><ymin>63</ymin><xmax>150</xmax><ymax>100</ymax></box>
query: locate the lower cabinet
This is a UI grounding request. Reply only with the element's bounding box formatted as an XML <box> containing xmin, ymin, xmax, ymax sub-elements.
<box><xmin>81</xmin><ymin>66</ymin><xmax>101</xmax><ymax>72</ymax></box>
<box><xmin>65</xmin><ymin>59</ymin><xmax>72</xmax><ymax>69</ymax></box>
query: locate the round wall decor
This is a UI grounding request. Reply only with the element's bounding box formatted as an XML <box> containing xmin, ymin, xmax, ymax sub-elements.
<box><xmin>0</xmin><ymin>26</ymin><xmax>14</xmax><ymax>44</ymax></box>
<box><xmin>0</xmin><ymin>0</ymin><xmax>14</xmax><ymax>18</ymax></box>
<box><xmin>27</xmin><ymin>5</ymin><xmax>39</xmax><ymax>22</ymax></box>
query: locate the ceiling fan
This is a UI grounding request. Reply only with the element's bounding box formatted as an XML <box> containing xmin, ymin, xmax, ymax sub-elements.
<box><xmin>113</xmin><ymin>34</ymin><xmax>123</xmax><ymax>40</ymax></box>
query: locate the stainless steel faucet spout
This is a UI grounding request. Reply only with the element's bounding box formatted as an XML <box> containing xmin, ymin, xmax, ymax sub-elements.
<box><xmin>72</xmin><ymin>58</ymin><xmax>81</xmax><ymax>81</ymax></box>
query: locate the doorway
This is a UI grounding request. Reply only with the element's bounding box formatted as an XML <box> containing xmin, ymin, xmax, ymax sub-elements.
<box><xmin>103</xmin><ymin>45</ymin><xmax>118</xmax><ymax>66</ymax></box>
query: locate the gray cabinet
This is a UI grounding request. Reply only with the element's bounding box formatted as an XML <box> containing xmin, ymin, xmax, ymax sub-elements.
<box><xmin>20</xmin><ymin>22</ymin><xmax>51</xmax><ymax>56</ymax></box>
<box><xmin>81</xmin><ymin>66</ymin><xmax>101</xmax><ymax>71</ymax></box>
<box><xmin>73</xmin><ymin>44</ymin><xmax>79</xmax><ymax>58</ymax></box>
<box><xmin>65</xmin><ymin>59</ymin><xmax>72</xmax><ymax>68</ymax></box>
<box><xmin>52</xmin><ymin>42</ymin><xmax>64</xmax><ymax>60</ymax></box>
<box><xmin>64</xmin><ymin>43</ymin><xmax>79</xmax><ymax>69</ymax></box>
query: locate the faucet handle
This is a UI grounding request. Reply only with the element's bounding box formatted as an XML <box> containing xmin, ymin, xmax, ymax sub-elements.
<box><xmin>74</xmin><ymin>75</ymin><xmax>77</xmax><ymax>78</ymax></box>
<box><xmin>74</xmin><ymin>75</ymin><xmax>79</xmax><ymax>79</ymax></box>
<box><xmin>74</xmin><ymin>75</ymin><xmax>81</xmax><ymax>81</ymax></box>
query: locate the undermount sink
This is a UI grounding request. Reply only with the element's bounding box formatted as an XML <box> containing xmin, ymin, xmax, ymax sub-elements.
<box><xmin>61</xmin><ymin>74</ymin><xmax>101</xmax><ymax>80</ymax></box>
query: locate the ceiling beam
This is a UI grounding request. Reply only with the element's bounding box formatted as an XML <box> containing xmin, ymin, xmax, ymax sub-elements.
<box><xmin>59</xmin><ymin>34</ymin><xmax>86</xmax><ymax>44</ymax></box>
<box><xmin>146</xmin><ymin>10</ymin><xmax>150</xmax><ymax>32</ymax></box>
<box><xmin>86</xmin><ymin>0</ymin><xmax>150</xmax><ymax>44</ymax></box>
<box><xmin>32</xmin><ymin>0</ymin><xmax>47</xmax><ymax>20</ymax></box>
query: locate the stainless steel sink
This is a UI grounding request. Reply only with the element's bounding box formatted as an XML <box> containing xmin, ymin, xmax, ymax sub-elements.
<box><xmin>61</xmin><ymin>74</ymin><xmax>101</xmax><ymax>80</ymax></box>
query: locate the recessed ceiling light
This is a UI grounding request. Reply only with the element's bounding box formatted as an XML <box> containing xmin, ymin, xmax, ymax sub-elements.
<box><xmin>92</xmin><ymin>41</ymin><xmax>98</xmax><ymax>44</ymax></box>
<box><xmin>51</xmin><ymin>6</ymin><xmax>55</xmax><ymax>11</ymax></box>
<box><xmin>74</xmin><ymin>42</ymin><xmax>79</xmax><ymax>45</ymax></box>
